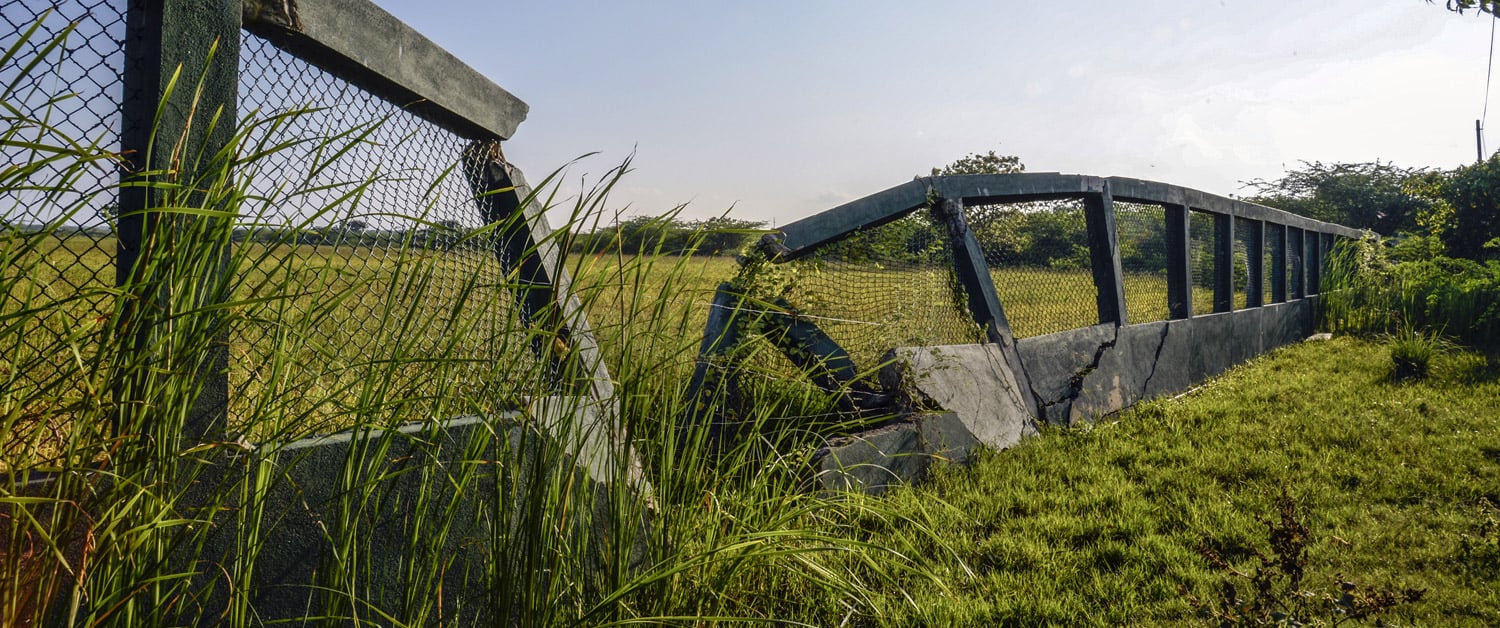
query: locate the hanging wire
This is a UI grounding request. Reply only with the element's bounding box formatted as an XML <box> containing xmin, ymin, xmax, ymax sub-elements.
<box><xmin>1484</xmin><ymin>12</ymin><xmax>1497</xmax><ymax>157</ymax></box>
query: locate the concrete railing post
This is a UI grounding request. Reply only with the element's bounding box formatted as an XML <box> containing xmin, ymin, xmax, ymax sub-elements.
<box><xmin>1083</xmin><ymin>185</ymin><xmax>1128</xmax><ymax>326</ymax></box>
<box><xmin>1165</xmin><ymin>204</ymin><xmax>1193</xmax><ymax>318</ymax></box>
<box><xmin>936</xmin><ymin>197</ymin><xmax>1039</xmax><ymax>419</ymax></box>
<box><xmin>1307</xmin><ymin>230</ymin><xmax>1323</xmax><ymax>295</ymax></box>
<box><xmin>117</xmin><ymin>0</ymin><xmax>241</xmax><ymax>444</ymax></box>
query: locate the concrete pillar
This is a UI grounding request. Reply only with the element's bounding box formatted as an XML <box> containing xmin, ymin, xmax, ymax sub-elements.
<box><xmin>117</xmin><ymin>0</ymin><xmax>241</xmax><ymax>445</ymax></box>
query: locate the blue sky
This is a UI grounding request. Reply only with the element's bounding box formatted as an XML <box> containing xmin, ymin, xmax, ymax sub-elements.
<box><xmin>379</xmin><ymin>1</ymin><xmax>1498</xmax><ymax>226</ymax></box>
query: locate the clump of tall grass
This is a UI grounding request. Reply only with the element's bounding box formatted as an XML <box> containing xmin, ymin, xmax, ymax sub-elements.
<box><xmin>1321</xmin><ymin>233</ymin><xmax>1500</xmax><ymax>353</ymax></box>
<box><xmin>2</xmin><ymin>18</ymin><xmax>943</xmax><ymax>626</ymax></box>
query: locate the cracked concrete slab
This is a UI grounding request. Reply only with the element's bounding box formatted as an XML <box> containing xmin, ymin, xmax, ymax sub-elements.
<box><xmin>812</xmin><ymin>412</ymin><xmax>985</xmax><ymax>494</ymax></box>
<box><xmin>880</xmin><ymin>344</ymin><xmax>1038</xmax><ymax>449</ymax></box>
<box><xmin>1070</xmin><ymin>321</ymin><xmax>1170</xmax><ymax>423</ymax></box>
<box><xmin>1015</xmin><ymin>324</ymin><xmax>1118</xmax><ymax>423</ymax></box>
<box><xmin>1014</xmin><ymin>301</ymin><xmax>1319</xmax><ymax>423</ymax></box>
<box><xmin>812</xmin><ymin>300</ymin><xmax>1323</xmax><ymax>492</ymax></box>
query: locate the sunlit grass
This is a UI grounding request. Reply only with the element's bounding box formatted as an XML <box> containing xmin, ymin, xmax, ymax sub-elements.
<box><xmin>773</xmin><ymin>336</ymin><xmax>1500</xmax><ymax>625</ymax></box>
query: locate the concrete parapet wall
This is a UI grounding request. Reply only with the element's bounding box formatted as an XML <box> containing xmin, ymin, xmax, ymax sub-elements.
<box><xmin>1017</xmin><ymin>300</ymin><xmax>1313</xmax><ymax>424</ymax></box>
<box><xmin>177</xmin><ymin>399</ymin><xmax>645</xmax><ymax>624</ymax></box>
<box><xmin>815</xmin><ymin>299</ymin><xmax>1316</xmax><ymax>493</ymax></box>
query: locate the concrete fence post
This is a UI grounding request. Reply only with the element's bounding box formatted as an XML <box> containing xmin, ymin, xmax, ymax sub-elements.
<box><xmin>117</xmin><ymin>0</ymin><xmax>242</xmax><ymax>444</ymax></box>
<box><xmin>936</xmin><ymin>197</ymin><xmax>1039</xmax><ymax>419</ymax></box>
<box><xmin>1083</xmin><ymin>184</ymin><xmax>1128</xmax><ymax>326</ymax></box>
<box><xmin>1165</xmin><ymin>204</ymin><xmax>1193</xmax><ymax>318</ymax></box>
<box><xmin>1314</xmin><ymin>229</ymin><xmax>1326</xmax><ymax>295</ymax></box>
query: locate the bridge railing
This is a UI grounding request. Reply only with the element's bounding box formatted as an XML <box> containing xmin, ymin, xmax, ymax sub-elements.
<box><xmin>690</xmin><ymin>173</ymin><xmax>1362</xmax><ymax>428</ymax></box>
<box><xmin>3</xmin><ymin>0</ymin><xmax>611</xmax><ymax>449</ymax></box>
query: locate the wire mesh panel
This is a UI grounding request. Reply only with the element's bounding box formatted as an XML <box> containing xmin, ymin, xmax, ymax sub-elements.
<box><xmin>1233</xmin><ymin>217</ymin><xmax>1255</xmax><ymax>310</ymax></box>
<box><xmin>1</xmin><ymin>1</ymin><xmax>126</xmax><ymax>458</ymax></box>
<box><xmin>1265</xmin><ymin>222</ymin><xmax>1285</xmax><ymax>303</ymax></box>
<box><xmin>232</xmin><ymin>33</ymin><xmax>535</xmax><ymax>435</ymax></box>
<box><xmin>1113</xmin><ymin>201</ymin><xmax>1170</xmax><ymax>324</ymax></box>
<box><xmin>1260</xmin><ymin>221</ymin><xmax>1272</xmax><ymax>304</ymax></box>
<box><xmin>1187</xmin><ymin>209</ymin><xmax>1217</xmax><ymax>315</ymax></box>
<box><xmin>967</xmin><ymin>198</ymin><xmax>1097</xmax><ymax>337</ymax></box>
<box><xmin>1288</xmin><ymin>228</ymin><xmax>1305</xmax><ymax>298</ymax></box>
<box><xmin>775</xmin><ymin>210</ymin><xmax>982</xmax><ymax>370</ymax></box>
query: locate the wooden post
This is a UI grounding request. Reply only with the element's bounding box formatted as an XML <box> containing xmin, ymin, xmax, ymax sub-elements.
<box><xmin>1165</xmin><ymin>204</ymin><xmax>1193</xmax><ymax>318</ymax></box>
<box><xmin>1084</xmin><ymin>185</ymin><xmax>1129</xmax><ymax>326</ymax></box>
<box><xmin>117</xmin><ymin>0</ymin><xmax>241</xmax><ymax>444</ymax></box>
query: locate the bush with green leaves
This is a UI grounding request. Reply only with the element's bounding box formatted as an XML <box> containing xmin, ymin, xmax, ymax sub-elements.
<box><xmin>1321</xmin><ymin>234</ymin><xmax>1500</xmax><ymax>353</ymax></box>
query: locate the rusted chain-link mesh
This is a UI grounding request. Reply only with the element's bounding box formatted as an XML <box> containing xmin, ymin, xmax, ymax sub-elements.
<box><xmin>967</xmin><ymin>198</ymin><xmax>1098</xmax><ymax>337</ymax></box>
<box><xmin>233</xmin><ymin>33</ymin><xmax>536</xmax><ymax>433</ymax></box>
<box><xmin>1113</xmin><ymin>201</ymin><xmax>1170</xmax><ymax>324</ymax></box>
<box><xmin>1</xmin><ymin>1</ymin><xmax>125</xmax><ymax>417</ymax></box>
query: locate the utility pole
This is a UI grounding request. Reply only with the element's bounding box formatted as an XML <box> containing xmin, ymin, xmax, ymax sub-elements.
<box><xmin>1479</xmin><ymin>119</ymin><xmax>1486</xmax><ymax>163</ymax></box>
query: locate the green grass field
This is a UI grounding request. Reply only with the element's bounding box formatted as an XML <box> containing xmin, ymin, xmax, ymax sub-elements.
<box><xmin>5</xmin><ymin>234</ymin><xmax>1235</xmax><ymax>436</ymax></box>
<box><xmin>763</xmin><ymin>336</ymin><xmax>1500</xmax><ymax>625</ymax></box>
<box><xmin>10</xmin><ymin>234</ymin><xmax>1494</xmax><ymax>625</ymax></box>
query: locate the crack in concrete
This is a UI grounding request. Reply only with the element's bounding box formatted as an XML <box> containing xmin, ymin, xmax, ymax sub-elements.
<box><xmin>1037</xmin><ymin>326</ymin><xmax>1120</xmax><ymax>421</ymax></box>
<box><xmin>1138</xmin><ymin>322</ymin><xmax>1173</xmax><ymax>398</ymax></box>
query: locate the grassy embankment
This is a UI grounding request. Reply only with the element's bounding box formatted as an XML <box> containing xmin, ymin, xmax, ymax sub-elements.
<box><xmin>764</xmin><ymin>336</ymin><xmax>1500</xmax><ymax>625</ymax></box>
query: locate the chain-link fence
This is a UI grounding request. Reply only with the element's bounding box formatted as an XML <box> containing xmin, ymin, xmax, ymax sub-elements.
<box><xmin>232</xmin><ymin>32</ymin><xmax>537</xmax><ymax>434</ymax></box>
<box><xmin>1234</xmin><ymin>216</ymin><xmax>1255</xmax><ymax>310</ymax></box>
<box><xmin>2</xmin><ymin>2</ymin><xmax>125</xmax><ymax>458</ymax></box>
<box><xmin>969</xmin><ymin>198</ymin><xmax>1098</xmax><ymax>337</ymax></box>
<box><xmin>1266</xmin><ymin>222</ymin><xmax>1286</xmax><ymax>302</ymax></box>
<box><xmin>1188</xmin><ymin>209</ymin><xmax>1218</xmax><ymax>315</ymax></box>
<box><xmin>1289</xmin><ymin>228</ymin><xmax>1305</xmax><ymax>298</ymax></box>
<box><xmin>773</xmin><ymin>209</ymin><xmax>981</xmax><ymax>371</ymax></box>
<box><xmin>2</xmin><ymin>4</ymin><xmax>561</xmax><ymax>447</ymax></box>
<box><xmin>1114</xmin><ymin>201</ymin><xmax>1170</xmax><ymax>324</ymax></box>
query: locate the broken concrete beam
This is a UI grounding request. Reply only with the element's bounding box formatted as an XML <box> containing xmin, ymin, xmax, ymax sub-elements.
<box><xmin>880</xmin><ymin>344</ymin><xmax>1039</xmax><ymax>448</ymax></box>
<box><xmin>1014</xmin><ymin>324</ymin><xmax>1117</xmax><ymax>424</ymax></box>
<box><xmin>812</xmin><ymin>412</ymin><xmax>982</xmax><ymax>494</ymax></box>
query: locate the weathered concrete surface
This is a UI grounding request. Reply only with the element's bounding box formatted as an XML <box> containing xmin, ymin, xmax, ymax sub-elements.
<box><xmin>815</xmin><ymin>299</ymin><xmax>1321</xmax><ymax>491</ymax></box>
<box><xmin>244</xmin><ymin>0</ymin><xmax>529</xmax><ymax>140</ymax></box>
<box><xmin>879</xmin><ymin>344</ymin><xmax>1038</xmax><ymax>450</ymax></box>
<box><xmin>812</xmin><ymin>413</ymin><xmax>978</xmax><ymax>494</ymax></box>
<box><xmin>176</xmin><ymin>404</ymin><xmax>648</xmax><ymax>624</ymax></box>
<box><xmin>1013</xmin><ymin>324</ymin><xmax>1116</xmax><ymax>424</ymax></box>
<box><xmin>1018</xmin><ymin>301</ymin><xmax>1317</xmax><ymax>424</ymax></box>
